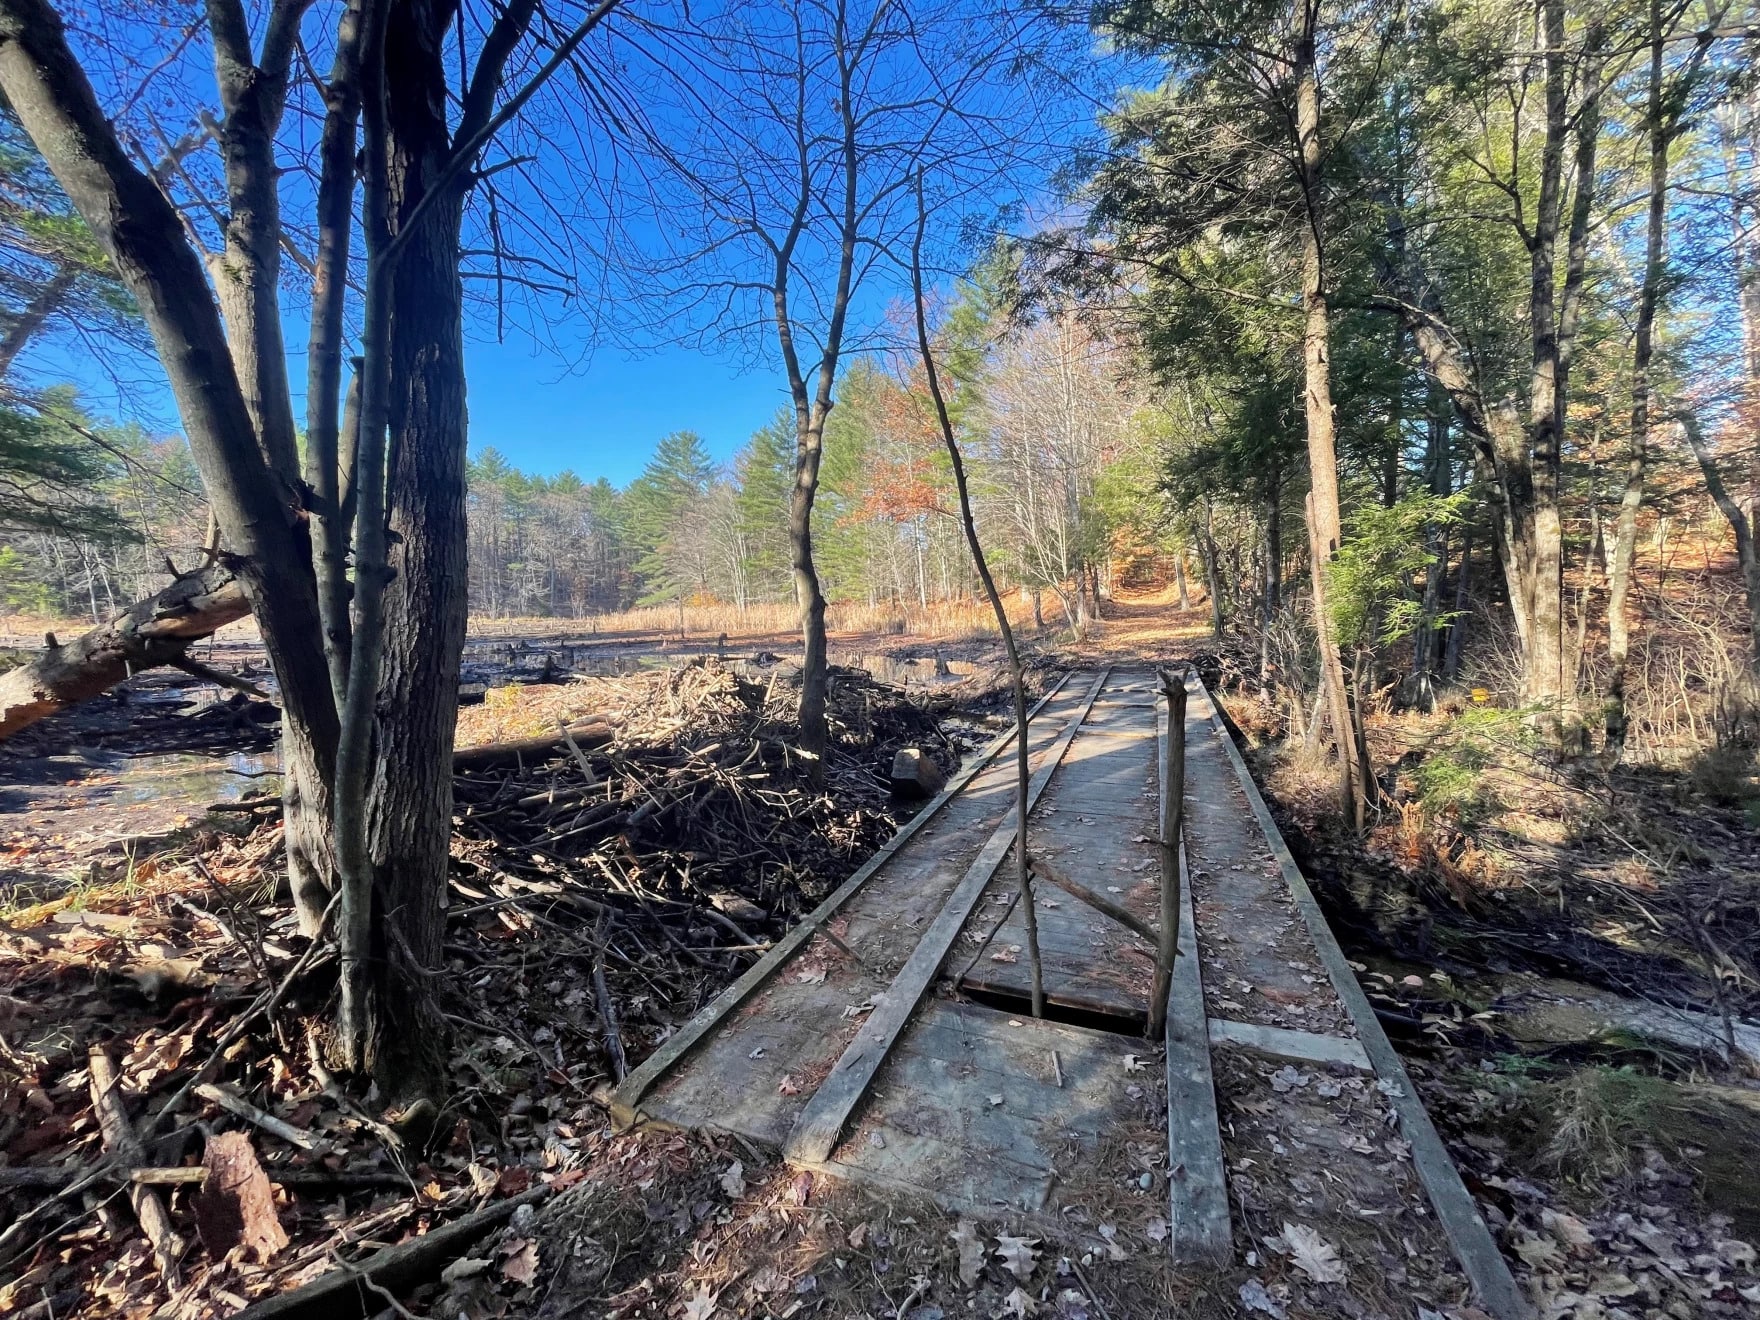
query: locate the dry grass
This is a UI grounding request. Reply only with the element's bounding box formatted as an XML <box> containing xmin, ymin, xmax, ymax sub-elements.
<box><xmin>471</xmin><ymin>593</ymin><xmax>1038</xmax><ymax>645</ymax></box>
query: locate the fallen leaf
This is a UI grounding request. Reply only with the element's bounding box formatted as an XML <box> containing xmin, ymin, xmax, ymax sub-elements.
<box><xmin>1511</xmin><ymin>1233</ymin><xmax>1561</xmax><ymax>1269</ymax></box>
<box><xmin>1269</xmin><ymin>1066</ymin><xmax>1310</xmax><ymax>1093</ymax></box>
<box><xmin>1279</xmin><ymin>1223</ymin><xmax>1345</xmax><ymax>1284</ymax></box>
<box><xmin>950</xmin><ymin>1218</ymin><xmax>985</xmax><ymax>1286</ymax></box>
<box><xmin>987</xmin><ymin>1093</ymin><xmax>1004</xmax><ymax>1107</ymax></box>
<box><xmin>796</xmin><ymin>967</ymin><xmax>827</xmax><ymax>985</ymax></box>
<box><xmin>1097</xmin><ymin>1224</ymin><xmax>1126</xmax><ymax>1261</ymax></box>
<box><xmin>1002</xmin><ymin>1285</ymin><xmax>1036</xmax><ymax>1317</ymax></box>
<box><xmin>501</xmin><ymin>1237</ymin><xmax>539</xmax><ymax>1286</ymax></box>
<box><xmin>1542</xmin><ymin>1208</ymin><xmax>1594</xmax><ymax>1253</ymax></box>
<box><xmin>1237</xmin><ymin>1278</ymin><xmax>1285</xmax><ymax>1318</ymax></box>
<box><xmin>1124</xmin><ymin>1055</ymin><xmax>1146</xmax><ymax>1074</ymax></box>
<box><xmin>778</xmin><ymin>1075</ymin><xmax>801</xmax><ymax>1096</ymax></box>
<box><xmin>720</xmin><ymin>1160</ymin><xmax>746</xmax><ymax>1199</ymax></box>
<box><xmin>441</xmin><ymin>1256</ymin><xmax>491</xmax><ymax>1284</ymax></box>
<box><xmin>681</xmin><ymin>1285</ymin><xmax>719</xmax><ymax>1320</ymax></box>
<box><xmin>1144</xmin><ymin>1218</ymin><xmax>1168</xmax><ymax>1243</ymax></box>
<box><xmin>995</xmin><ymin>1233</ymin><xmax>1040</xmax><ymax>1282</ymax></box>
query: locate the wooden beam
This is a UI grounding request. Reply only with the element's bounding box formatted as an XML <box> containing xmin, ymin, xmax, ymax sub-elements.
<box><xmin>606</xmin><ymin>672</ymin><xmax>1077</xmax><ymax>1123</ymax></box>
<box><xmin>1206</xmin><ymin>1018</ymin><xmax>1372</xmax><ymax>1071</ymax></box>
<box><xmin>1160</xmin><ymin>674</ymin><xmax>1232</xmax><ymax>1265</ymax></box>
<box><xmin>784</xmin><ymin>668</ymin><xmax>1111</xmax><ymax>1167</ymax></box>
<box><xmin>1148</xmin><ymin>667</ymin><xmax>1187</xmax><ymax>1039</ymax></box>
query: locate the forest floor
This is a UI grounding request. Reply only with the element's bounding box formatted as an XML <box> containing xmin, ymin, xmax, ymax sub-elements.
<box><xmin>1</xmin><ymin>590</ymin><xmax>1758</xmax><ymax>1319</ymax></box>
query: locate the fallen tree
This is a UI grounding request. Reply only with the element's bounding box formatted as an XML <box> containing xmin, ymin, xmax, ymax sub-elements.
<box><xmin>0</xmin><ymin>562</ymin><xmax>249</xmax><ymax>741</ymax></box>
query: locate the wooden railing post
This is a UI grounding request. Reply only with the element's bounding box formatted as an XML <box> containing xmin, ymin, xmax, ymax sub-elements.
<box><xmin>1148</xmin><ymin>666</ymin><xmax>1187</xmax><ymax>1039</ymax></box>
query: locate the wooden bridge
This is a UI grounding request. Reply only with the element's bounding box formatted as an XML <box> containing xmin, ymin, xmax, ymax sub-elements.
<box><xmin>607</xmin><ymin>667</ymin><xmax>1526</xmax><ymax>1319</ymax></box>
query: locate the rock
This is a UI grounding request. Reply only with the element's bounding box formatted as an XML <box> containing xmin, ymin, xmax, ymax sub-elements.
<box><xmin>889</xmin><ymin>747</ymin><xmax>946</xmax><ymax>799</ymax></box>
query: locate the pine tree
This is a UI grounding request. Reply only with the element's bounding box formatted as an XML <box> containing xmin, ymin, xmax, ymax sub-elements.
<box><xmin>625</xmin><ymin>430</ymin><xmax>717</xmax><ymax>604</ymax></box>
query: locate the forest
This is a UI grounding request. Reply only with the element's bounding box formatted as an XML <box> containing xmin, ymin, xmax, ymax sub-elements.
<box><xmin>0</xmin><ymin>0</ymin><xmax>1757</xmax><ymax>1317</ymax></box>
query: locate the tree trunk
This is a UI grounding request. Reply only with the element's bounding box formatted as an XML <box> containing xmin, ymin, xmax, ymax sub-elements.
<box><xmin>1196</xmin><ymin>521</ymin><xmax>1224</xmax><ymax>639</ymax></box>
<box><xmin>1410</xmin><ymin>405</ymin><xmax>1449</xmax><ymax>709</ymax></box>
<box><xmin>1681</xmin><ymin>411</ymin><xmax>1760</xmax><ymax>679</ymax></box>
<box><xmin>1443</xmin><ymin>530</ymin><xmax>1471</xmax><ymax>682</ymax></box>
<box><xmin>0</xmin><ymin>266</ymin><xmax>74</xmax><ymax>377</ymax></box>
<box><xmin>1606</xmin><ymin>9</ymin><xmax>1668</xmax><ymax>758</ymax></box>
<box><xmin>352</xmin><ymin>0</ymin><xmax>476</xmax><ymax>1101</ymax></box>
<box><xmin>1174</xmin><ymin>550</ymin><xmax>1189</xmax><ymax>610</ymax></box>
<box><xmin>789</xmin><ymin>413</ymin><xmax>831</xmax><ymax>769</ymax></box>
<box><xmin>0</xmin><ymin>564</ymin><xmax>247</xmax><ymax>740</ymax></box>
<box><xmin>1294</xmin><ymin>30</ymin><xmax>1363</xmax><ymax>830</ymax></box>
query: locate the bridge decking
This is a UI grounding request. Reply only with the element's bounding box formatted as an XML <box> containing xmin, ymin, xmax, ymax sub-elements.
<box><xmin>606</xmin><ymin>667</ymin><xmax>1526</xmax><ymax>1319</ymax></box>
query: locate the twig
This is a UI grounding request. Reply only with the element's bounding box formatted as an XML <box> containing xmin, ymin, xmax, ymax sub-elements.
<box><xmin>327</xmin><ymin>1249</ymin><xmax>425</xmax><ymax>1320</ymax></box>
<box><xmin>194</xmin><ymin>1082</ymin><xmax>329</xmax><ymax>1151</ymax></box>
<box><xmin>89</xmin><ymin>1045</ymin><xmax>183</xmax><ymax>1287</ymax></box>
<box><xmin>591</xmin><ymin>918</ymin><xmax>627</xmax><ymax>1083</ymax></box>
<box><xmin>1027</xmin><ymin>854</ymin><xmax>1160</xmax><ymax>948</ymax></box>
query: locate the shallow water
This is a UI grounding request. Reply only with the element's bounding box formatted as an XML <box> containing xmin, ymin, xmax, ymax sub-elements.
<box><xmin>104</xmin><ymin>748</ymin><xmax>281</xmax><ymax>805</ymax></box>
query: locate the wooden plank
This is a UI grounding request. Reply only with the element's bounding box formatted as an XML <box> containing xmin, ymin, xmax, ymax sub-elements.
<box><xmin>1191</xmin><ymin>676</ymin><xmax>1530</xmax><ymax>1320</ymax></box>
<box><xmin>608</xmin><ymin>673</ymin><xmax>1076</xmax><ymax>1122</ymax></box>
<box><xmin>1206</xmin><ymin>1018</ymin><xmax>1371</xmax><ymax>1071</ymax></box>
<box><xmin>808</xmin><ymin>1129</ymin><xmax>1057</xmax><ymax>1216</ymax></box>
<box><xmin>785</xmin><ymin>669</ymin><xmax>1112</xmax><ymax>1166</ymax></box>
<box><xmin>1161</xmin><ymin>685</ymin><xmax>1232</xmax><ymax>1266</ymax></box>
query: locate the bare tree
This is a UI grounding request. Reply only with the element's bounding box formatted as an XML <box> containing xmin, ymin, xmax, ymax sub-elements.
<box><xmin>616</xmin><ymin>0</ymin><xmax>1076</xmax><ymax>769</ymax></box>
<box><xmin>0</xmin><ymin>0</ymin><xmax>626</xmax><ymax>1093</ymax></box>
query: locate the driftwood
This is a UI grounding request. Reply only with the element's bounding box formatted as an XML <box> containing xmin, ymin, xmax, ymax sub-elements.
<box><xmin>88</xmin><ymin>1045</ymin><xmax>184</xmax><ymax>1286</ymax></box>
<box><xmin>230</xmin><ymin>1186</ymin><xmax>549</xmax><ymax>1320</ymax></box>
<box><xmin>0</xmin><ymin>562</ymin><xmax>249</xmax><ymax>741</ymax></box>
<box><xmin>451</xmin><ymin>718</ymin><xmax>613</xmax><ymax>770</ymax></box>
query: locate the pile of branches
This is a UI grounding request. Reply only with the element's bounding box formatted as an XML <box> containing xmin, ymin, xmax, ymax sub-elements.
<box><xmin>0</xmin><ymin>657</ymin><xmax>985</xmax><ymax>1318</ymax></box>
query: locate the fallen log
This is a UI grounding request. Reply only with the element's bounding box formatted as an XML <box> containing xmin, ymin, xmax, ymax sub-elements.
<box><xmin>230</xmin><ymin>1185</ymin><xmax>549</xmax><ymax>1320</ymax></box>
<box><xmin>0</xmin><ymin>562</ymin><xmax>249</xmax><ymax>741</ymax></box>
<box><xmin>451</xmin><ymin>718</ymin><xmax>613</xmax><ymax>771</ymax></box>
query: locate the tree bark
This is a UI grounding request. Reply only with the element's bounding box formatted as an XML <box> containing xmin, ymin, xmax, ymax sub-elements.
<box><xmin>1680</xmin><ymin>410</ymin><xmax>1760</xmax><ymax>679</ymax></box>
<box><xmin>205</xmin><ymin>0</ymin><xmax>306</xmax><ymax>488</ymax></box>
<box><xmin>0</xmin><ymin>564</ymin><xmax>248</xmax><ymax>740</ymax></box>
<box><xmin>306</xmin><ymin>0</ymin><xmax>366</xmax><ymax>707</ymax></box>
<box><xmin>1293</xmin><ymin>25</ymin><xmax>1363</xmax><ymax>829</ymax></box>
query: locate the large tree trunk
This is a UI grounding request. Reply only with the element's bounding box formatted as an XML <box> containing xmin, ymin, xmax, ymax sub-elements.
<box><xmin>0</xmin><ymin>564</ymin><xmax>247</xmax><ymax>740</ymax></box>
<box><xmin>347</xmin><ymin>0</ymin><xmax>479</xmax><ymax>1101</ymax></box>
<box><xmin>1293</xmin><ymin>30</ymin><xmax>1364</xmax><ymax>829</ymax></box>
<box><xmin>789</xmin><ymin>410</ymin><xmax>831</xmax><ymax>771</ymax></box>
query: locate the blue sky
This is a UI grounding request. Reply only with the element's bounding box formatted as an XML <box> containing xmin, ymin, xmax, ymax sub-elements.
<box><xmin>34</xmin><ymin>1</ymin><xmax>1119</xmax><ymax>491</ymax></box>
<box><xmin>462</xmin><ymin>340</ymin><xmax>789</xmax><ymax>483</ymax></box>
